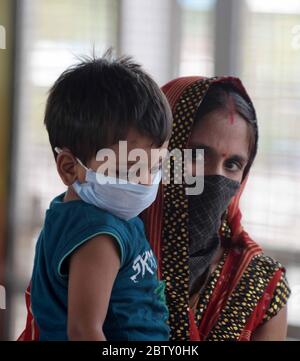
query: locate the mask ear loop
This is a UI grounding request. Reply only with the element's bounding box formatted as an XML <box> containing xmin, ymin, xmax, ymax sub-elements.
<box><xmin>54</xmin><ymin>147</ymin><xmax>62</xmax><ymax>154</ymax></box>
<box><xmin>75</xmin><ymin>157</ymin><xmax>89</xmax><ymax>171</ymax></box>
<box><xmin>54</xmin><ymin>147</ymin><xmax>89</xmax><ymax>171</ymax></box>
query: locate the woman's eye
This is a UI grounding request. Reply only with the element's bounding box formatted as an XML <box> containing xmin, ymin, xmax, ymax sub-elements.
<box><xmin>225</xmin><ymin>160</ymin><xmax>242</xmax><ymax>172</ymax></box>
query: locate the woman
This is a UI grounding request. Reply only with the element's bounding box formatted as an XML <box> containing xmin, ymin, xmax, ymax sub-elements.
<box><xmin>141</xmin><ymin>76</ymin><xmax>290</xmax><ymax>341</ymax></box>
<box><xmin>18</xmin><ymin>76</ymin><xmax>290</xmax><ymax>341</ymax></box>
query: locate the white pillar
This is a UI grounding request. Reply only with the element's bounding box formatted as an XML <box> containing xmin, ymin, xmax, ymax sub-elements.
<box><xmin>118</xmin><ymin>0</ymin><xmax>181</xmax><ymax>85</ymax></box>
<box><xmin>214</xmin><ymin>0</ymin><xmax>246</xmax><ymax>76</ymax></box>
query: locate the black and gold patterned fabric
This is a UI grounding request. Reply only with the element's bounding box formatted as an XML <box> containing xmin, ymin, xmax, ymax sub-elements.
<box><xmin>262</xmin><ymin>272</ymin><xmax>290</xmax><ymax>323</ymax></box>
<box><xmin>194</xmin><ymin>251</ymin><xmax>291</xmax><ymax>341</ymax></box>
<box><xmin>161</xmin><ymin>79</ymin><xmax>216</xmax><ymax>340</ymax></box>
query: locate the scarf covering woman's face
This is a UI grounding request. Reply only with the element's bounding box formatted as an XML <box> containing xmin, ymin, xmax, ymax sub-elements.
<box><xmin>187</xmin><ymin>106</ymin><xmax>253</xmax><ymax>294</ymax></box>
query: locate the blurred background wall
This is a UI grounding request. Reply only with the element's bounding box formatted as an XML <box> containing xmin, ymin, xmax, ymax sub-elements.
<box><xmin>0</xmin><ymin>0</ymin><xmax>15</xmax><ymax>340</ymax></box>
<box><xmin>0</xmin><ymin>0</ymin><xmax>300</xmax><ymax>340</ymax></box>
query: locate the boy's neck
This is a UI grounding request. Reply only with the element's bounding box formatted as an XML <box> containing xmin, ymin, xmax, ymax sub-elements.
<box><xmin>63</xmin><ymin>186</ymin><xmax>81</xmax><ymax>202</ymax></box>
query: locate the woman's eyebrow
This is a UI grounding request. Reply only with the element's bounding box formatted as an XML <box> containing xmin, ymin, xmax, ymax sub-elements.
<box><xmin>228</xmin><ymin>154</ymin><xmax>249</xmax><ymax>163</ymax></box>
<box><xmin>188</xmin><ymin>143</ymin><xmax>249</xmax><ymax>163</ymax></box>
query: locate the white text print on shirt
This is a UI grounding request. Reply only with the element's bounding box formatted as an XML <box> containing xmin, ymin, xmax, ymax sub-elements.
<box><xmin>130</xmin><ymin>250</ymin><xmax>157</xmax><ymax>283</ymax></box>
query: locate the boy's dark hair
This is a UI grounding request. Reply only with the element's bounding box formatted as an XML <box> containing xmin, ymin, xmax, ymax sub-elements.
<box><xmin>195</xmin><ymin>83</ymin><xmax>258</xmax><ymax>177</ymax></box>
<box><xmin>44</xmin><ymin>50</ymin><xmax>173</xmax><ymax>164</ymax></box>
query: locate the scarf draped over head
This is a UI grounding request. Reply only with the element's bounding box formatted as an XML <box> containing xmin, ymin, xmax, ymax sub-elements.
<box><xmin>142</xmin><ymin>76</ymin><xmax>258</xmax><ymax>341</ymax></box>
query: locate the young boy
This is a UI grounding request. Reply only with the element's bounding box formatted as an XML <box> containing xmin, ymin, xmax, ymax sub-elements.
<box><xmin>25</xmin><ymin>53</ymin><xmax>172</xmax><ymax>341</ymax></box>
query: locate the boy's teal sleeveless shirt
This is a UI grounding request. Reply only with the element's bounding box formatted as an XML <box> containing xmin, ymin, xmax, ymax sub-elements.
<box><xmin>31</xmin><ymin>193</ymin><xmax>169</xmax><ymax>340</ymax></box>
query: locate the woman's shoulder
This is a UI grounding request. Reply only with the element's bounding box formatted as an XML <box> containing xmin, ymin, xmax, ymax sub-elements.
<box><xmin>226</xmin><ymin>248</ymin><xmax>291</xmax><ymax>309</ymax></box>
<box><xmin>250</xmin><ymin>252</ymin><xmax>285</xmax><ymax>274</ymax></box>
<box><xmin>247</xmin><ymin>252</ymin><xmax>291</xmax><ymax>324</ymax></box>
<box><xmin>228</xmin><ymin>240</ymin><xmax>285</xmax><ymax>274</ymax></box>
<box><xmin>228</xmin><ymin>246</ymin><xmax>287</xmax><ymax>283</ymax></box>
<box><xmin>218</xmin><ymin>247</ymin><xmax>290</xmax><ymax>303</ymax></box>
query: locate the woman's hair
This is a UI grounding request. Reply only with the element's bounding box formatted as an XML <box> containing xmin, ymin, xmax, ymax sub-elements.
<box><xmin>195</xmin><ymin>82</ymin><xmax>258</xmax><ymax>177</ymax></box>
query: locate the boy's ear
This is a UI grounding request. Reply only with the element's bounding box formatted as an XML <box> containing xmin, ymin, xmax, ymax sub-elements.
<box><xmin>56</xmin><ymin>149</ymin><xmax>81</xmax><ymax>186</ymax></box>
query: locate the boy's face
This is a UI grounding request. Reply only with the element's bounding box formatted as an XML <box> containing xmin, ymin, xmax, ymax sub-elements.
<box><xmin>77</xmin><ymin>128</ymin><xmax>169</xmax><ymax>185</ymax></box>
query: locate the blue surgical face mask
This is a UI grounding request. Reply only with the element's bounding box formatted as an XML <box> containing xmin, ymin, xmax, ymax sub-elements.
<box><xmin>55</xmin><ymin>147</ymin><xmax>161</xmax><ymax>220</ymax></box>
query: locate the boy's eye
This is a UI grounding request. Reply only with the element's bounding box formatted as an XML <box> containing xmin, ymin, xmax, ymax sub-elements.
<box><xmin>151</xmin><ymin>164</ymin><xmax>162</xmax><ymax>174</ymax></box>
<box><xmin>150</xmin><ymin>159</ymin><xmax>163</xmax><ymax>174</ymax></box>
<box><xmin>115</xmin><ymin>168</ymin><xmax>129</xmax><ymax>179</ymax></box>
<box><xmin>128</xmin><ymin>168</ymin><xmax>141</xmax><ymax>177</ymax></box>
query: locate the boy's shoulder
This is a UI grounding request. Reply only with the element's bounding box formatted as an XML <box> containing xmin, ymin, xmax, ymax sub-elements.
<box><xmin>45</xmin><ymin>193</ymin><xmax>145</xmax><ymax>242</ymax></box>
<box><xmin>41</xmin><ymin>193</ymin><xmax>149</xmax><ymax>275</ymax></box>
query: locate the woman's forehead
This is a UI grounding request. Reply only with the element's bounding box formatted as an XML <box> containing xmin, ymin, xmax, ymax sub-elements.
<box><xmin>188</xmin><ymin>111</ymin><xmax>251</xmax><ymax>159</ymax></box>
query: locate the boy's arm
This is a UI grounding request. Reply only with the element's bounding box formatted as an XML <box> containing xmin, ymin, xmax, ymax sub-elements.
<box><xmin>67</xmin><ymin>234</ymin><xmax>121</xmax><ymax>341</ymax></box>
